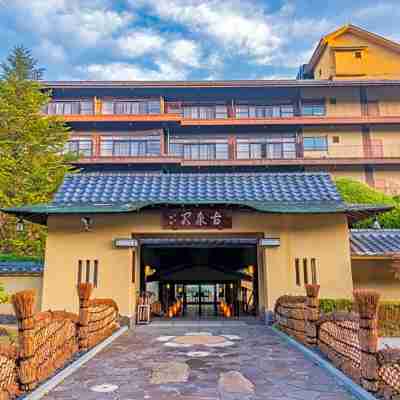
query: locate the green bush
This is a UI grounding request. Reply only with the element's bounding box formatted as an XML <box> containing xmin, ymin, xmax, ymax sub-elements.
<box><xmin>0</xmin><ymin>253</ymin><xmax>42</xmax><ymax>262</ymax></box>
<box><xmin>320</xmin><ymin>298</ymin><xmax>400</xmax><ymax>337</ymax></box>
<box><xmin>335</xmin><ymin>178</ymin><xmax>400</xmax><ymax>228</ymax></box>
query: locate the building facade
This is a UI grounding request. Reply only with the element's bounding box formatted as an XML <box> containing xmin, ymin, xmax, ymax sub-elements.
<box><xmin>3</xmin><ymin>24</ymin><xmax>400</xmax><ymax>323</ymax></box>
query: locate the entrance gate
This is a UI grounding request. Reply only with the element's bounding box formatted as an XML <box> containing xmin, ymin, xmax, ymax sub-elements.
<box><xmin>138</xmin><ymin>235</ymin><xmax>263</xmax><ymax>319</ymax></box>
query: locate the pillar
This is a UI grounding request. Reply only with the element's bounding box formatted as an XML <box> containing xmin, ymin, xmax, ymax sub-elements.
<box><xmin>353</xmin><ymin>290</ymin><xmax>380</xmax><ymax>393</ymax></box>
<box><xmin>78</xmin><ymin>283</ymin><xmax>93</xmax><ymax>352</ymax></box>
<box><xmin>12</xmin><ymin>290</ymin><xmax>37</xmax><ymax>391</ymax></box>
<box><xmin>305</xmin><ymin>284</ymin><xmax>320</xmax><ymax>346</ymax></box>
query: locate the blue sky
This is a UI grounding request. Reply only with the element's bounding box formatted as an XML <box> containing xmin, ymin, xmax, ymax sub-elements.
<box><xmin>0</xmin><ymin>0</ymin><xmax>398</xmax><ymax>81</ymax></box>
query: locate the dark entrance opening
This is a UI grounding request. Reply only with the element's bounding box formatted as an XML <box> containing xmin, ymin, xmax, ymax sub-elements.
<box><xmin>140</xmin><ymin>237</ymin><xmax>259</xmax><ymax>319</ymax></box>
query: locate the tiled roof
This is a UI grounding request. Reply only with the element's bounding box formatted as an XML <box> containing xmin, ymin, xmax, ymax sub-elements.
<box><xmin>350</xmin><ymin>229</ymin><xmax>400</xmax><ymax>256</ymax></box>
<box><xmin>0</xmin><ymin>261</ymin><xmax>44</xmax><ymax>275</ymax></box>
<box><xmin>53</xmin><ymin>172</ymin><xmax>342</xmax><ymax>205</ymax></box>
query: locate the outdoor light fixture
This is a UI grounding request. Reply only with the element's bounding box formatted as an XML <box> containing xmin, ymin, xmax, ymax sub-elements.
<box><xmin>80</xmin><ymin>217</ymin><xmax>93</xmax><ymax>232</ymax></box>
<box><xmin>166</xmin><ymin>284</ymin><xmax>170</xmax><ymax>289</ymax></box>
<box><xmin>372</xmin><ymin>217</ymin><xmax>381</xmax><ymax>230</ymax></box>
<box><xmin>16</xmin><ymin>218</ymin><xmax>24</xmax><ymax>233</ymax></box>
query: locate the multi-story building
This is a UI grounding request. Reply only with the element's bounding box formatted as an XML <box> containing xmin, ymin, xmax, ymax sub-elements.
<box><xmin>42</xmin><ymin>24</ymin><xmax>400</xmax><ymax>194</ymax></box>
<box><xmin>3</xmin><ymin>24</ymin><xmax>400</xmax><ymax>324</ymax></box>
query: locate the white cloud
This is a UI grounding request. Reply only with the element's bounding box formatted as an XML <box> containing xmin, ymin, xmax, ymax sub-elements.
<box><xmin>117</xmin><ymin>29</ymin><xmax>165</xmax><ymax>58</ymax></box>
<box><xmin>34</xmin><ymin>40</ymin><xmax>66</xmax><ymax>63</ymax></box>
<box><xmin>130</xmin><ymin>0</ymin><xmax>282</xmax><ymax>65</ymax></box>
<box><xmin>12</xmin><ymin>0</ymin><xmax>134</xmax><ymax>46</ymax></box>
<box><xmin>168</xmin><ymin>39</ymin><xmax>201</xmax><ymax>67</ymax></box>
<box><xmin>78</xmin><ymin>60</ymin><xmax>187</xmax><ymax>81</ymax></box>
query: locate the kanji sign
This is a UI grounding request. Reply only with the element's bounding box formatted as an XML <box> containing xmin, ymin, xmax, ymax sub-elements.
<box><xmin>162</xmin><ymin>209</ymin><xmax>232</xmax><ymax>229</ymax></box>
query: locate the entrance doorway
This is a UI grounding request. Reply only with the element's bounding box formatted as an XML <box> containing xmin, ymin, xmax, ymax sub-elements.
<box><xmin>139</xmin><ymin>236</ymin><xmax>260</xmax><ymax>319</ymax></box>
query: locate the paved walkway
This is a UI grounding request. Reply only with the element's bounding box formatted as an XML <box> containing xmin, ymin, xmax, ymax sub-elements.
<box><xmin>45</xmin><ymin>324</ymin><xmax>356</xmax><ymax>400</ymax></box>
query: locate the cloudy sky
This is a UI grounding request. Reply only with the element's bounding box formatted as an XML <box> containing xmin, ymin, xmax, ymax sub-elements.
<box><xmin>0</xmin><ymin>0</ymin><xmax>398</xmax><ymax>81</ymax></box>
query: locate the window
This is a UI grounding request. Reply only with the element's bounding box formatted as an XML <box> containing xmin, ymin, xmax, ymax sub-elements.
<box><xmin>64</xmin><ymin>139</ymin><xmax>93</xmax><ymax>157</ymax></box>
<box><xmin>295</xmin><ymin>258</ymin><xmax>301</xmax><ymax>286</ymax></box>
<box><xmin>169</xmin><ymin>139</ymin><xmax>229</xmax><ymax>160</ymax></box>
<box><xmin>329</xmin><ymin>98</ymin><xmax>337</xmax><ymax>105</ymax></box>
<box><xmin>355</xmin><ymin>51</ymin><xmax>362</xmax><ymax>59</ymax></box>
<box><xmin>183</xmin><ymin>105</ymin><xmax>227</xmax><ymax>119</ymax></box>
<box><xmin>46</xmin><ymin>100</ymin><xmax>93</xmax><ymax>115</ymax></box>
<box><xmin>100</xmin><ymin>138</ymin><xmax>161</xmax><ymax>157</ymax></box>
<box><xmin>237</xmin><ymin>134</ymin><xmax>297</xmax><ymax>160</ymax></box>
<box><xmin>77</xmin><ymin>260</ymin><xmax>99</xmax><ymax>287</ymax></box>
<box><xmin>303</xmin><ymin>259</ymin><xmax>308</xmax><ymax>285</ymax></box>
<box><xmin>301</xmin><ymin>101</ymin><xmax>326</xmax><ymax>116</ymax></box>
<box><xmin>311</xmin><ymin>258</ymin><xmax>317</xmax><ymax>284</ymax></box>
<box><xmin>332</xmin><ymin>136</ymin><xmax>340</xmax><ymax>144</ymax></box>
<box><xmin>102</xmin><ymin>100</ymin><xmax>161</xmax><ymax>115</ymax></box>
<box><xmin>235</xmin><ymin>104</ymin><xmax>294</xmax><ymax>119</ymax></box>
<box><xmin>303</xmin><ymin>136</ymin><xmax>328</xmax><ymax>151</ymax></box>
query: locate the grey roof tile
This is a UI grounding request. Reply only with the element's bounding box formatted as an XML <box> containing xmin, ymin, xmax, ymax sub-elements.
<box><xmin>0</xmin><ymin>261</ymin><xmax>44</xmax><ymax>275</ymax></box>
<box><xmin>350</xmin><ymin>229</ymin><xmax>400</xmax><ymax>255</ymax></box>
<box><xmin>52</xmin><ymin>172</ymin><xmax>343</xmax><ymax>206</ymax></box>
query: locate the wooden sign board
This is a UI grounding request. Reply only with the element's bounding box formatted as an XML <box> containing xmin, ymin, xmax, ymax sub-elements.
<box><xmin>162</xmin><ymin>209</ymin><xmax>232</xmax><ymax>230</ymax></box>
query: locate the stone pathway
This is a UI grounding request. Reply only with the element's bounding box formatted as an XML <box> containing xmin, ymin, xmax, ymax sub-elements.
<box><xmin>44</xmin><ymin>325</ymin><xmax>356</xmax><ymax>400</ymax></box>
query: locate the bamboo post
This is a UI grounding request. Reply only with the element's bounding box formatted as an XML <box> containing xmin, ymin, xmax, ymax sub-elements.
<box><xmin>78</xmin><ymin>283</ymin><xmax>93</xmax><ymax>352</ymax></box>
<box><xmin>305</xmin><ymin>284</ymin><xmax>320</xmax><ymax>346</ymax></box>
<box><xmin>354</xmin><ymin>290</ymin><xmax>380</xmax><ymax>393</ymax></box>
<box><xmin>11</xmin><ymin>290</ymin><xmax>37</xmax><ymax>391</ymax></box>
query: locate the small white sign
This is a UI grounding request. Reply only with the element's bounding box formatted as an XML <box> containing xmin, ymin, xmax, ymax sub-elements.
<box><xmin>113</xmin><ymin>238</ymin><xmax>138</xmax><ymax>248</ymax></box>
<box><xmin>259</xmin><ymin>238</ymin><xmax>280</xmax><ymax>247</ymax></box>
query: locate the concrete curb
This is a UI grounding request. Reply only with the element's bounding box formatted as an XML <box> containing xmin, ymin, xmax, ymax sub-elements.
<box><xmin>23</xmin><ymin>326</ymin><xmax>129</xmax><ymax>400</ymax></box>
<box><xmin>271</xmin><ymin>326</ymin><xmax>377</xmax><ymax>400</ymax></box>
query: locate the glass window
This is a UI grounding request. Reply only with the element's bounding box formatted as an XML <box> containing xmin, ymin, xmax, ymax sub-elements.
<box><xmin>302</xmin><ymin>102</ymin><xmax>326</xmax><ymax>116</ymax></box>
<box><xmin>47</xmin><ymin>101</ymin><xmax>92</xmax><ymax>115</ymax></box>
<box><xmin>280</xmin><ymin>105</ymin><xmax>294</xmax><ymax>117</ymax></box>
<box><xmin>237</xmin><ymin>143</ymin><xmax>250</xmax><ymax>159</ymax></box>
<box><xmin>100</xmin><ymin>138</ymin><xmax>160</xmax><ymax>157</ymax></box>
<box><xmin>65</xmin><ymin>139</ymin><xmax>92</xmax><ymax>157</ymax></box>
<box><xmin>303</xmin><ymin>136</ymin><xmax>328</xmax><ymax>151</ymax></box>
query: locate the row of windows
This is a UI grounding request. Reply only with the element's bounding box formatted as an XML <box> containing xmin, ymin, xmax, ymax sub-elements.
<box><xmin>78</xmin><ymin>260</ymin><xmax>98</xmax><ymax>287</ymax></box>
<box><xmin>64</xmin><ymin>135</ymin><xmax>341</xmax><ymax>158</ymax></box>
<box><xmin>169</xmin><ymin>142</ymin><xmax>229</xmax><ymax>160</ymax></box>
<box><xmin>295</xmin><ymin>258</ymin><xmax>318</xmax><ymax>287</ymax></box>
<box><xmin>43</xmin><ymin>100</ymin><xmax>326</xmax><ymax>117</ymax></box>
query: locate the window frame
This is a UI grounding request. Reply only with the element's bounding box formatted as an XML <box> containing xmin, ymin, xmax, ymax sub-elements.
<box><xmin>303</xmin><ymin>136</ymin><xmax>328</xmax><ymax>151</ymax></box>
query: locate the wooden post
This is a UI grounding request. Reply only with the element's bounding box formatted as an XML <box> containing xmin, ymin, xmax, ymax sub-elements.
<box><xmin>354</xmin><ymin>290</ymin><xmax>380</xmax><ymax>393</ymax></box>
<box><xmin>78</xmin><ymin>283</ymin><xmax>93</xmax><ymax>352</ymax></box>
<box><xmin>11</xmin><ymin>290</ymin><xmax>37</xmax><ymax>391</ymax></box>
<box><xmin>305</xmin><ymin>284</ymin><xmax>320</xmax><ymax>346</ymax></box>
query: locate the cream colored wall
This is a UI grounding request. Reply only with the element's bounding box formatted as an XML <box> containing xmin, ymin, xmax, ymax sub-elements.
<box><xmin>0</xmin><ymin>276</ymin><xmax>43</xmax><ymax>314</ymax></box>
<box><xmin>300</xmin><ymin>87</ymin><xmax>362</xmax><ymax>117</ymax></box>
<box><xmin>330</xmin><ymin>32</ymin><xmax>400</xmax><ymax>80</ymax></box>
<box><xmin>373</xmin><ymin>167</ymin><xmax>400</xmax><ymax>195</ymax></box>
<box><xmin>43</xmin><ymin>211</ymin><xmax>354</xmax><ymax>318</ymax></box>
<box><xmin>352</xmin><ymin>259</ymin><xmax>400</xmax><ymax>300</ymax></box>
<box><xmin>367</xmin><ymin>87</ymin><xmax>400</xmax><ymax>116</ymax></box>
<box><xmin>328</xmin><ymin>168</ymin><xmax>367</xmax><ymax>184</ymax></box>
<box><xmin>370</xmin><ymin>126</ymin><xmax>400</xmax><ymax>157</ymax></box>
<box><xmin>302</xmin><ymin>126</ymin><xmax>364</xmax><ymax>158</ymax></box>
<box><xmin>314</xmin><ymin>48</ymin><xmax>335</xmax><ymax>79</ymax></box>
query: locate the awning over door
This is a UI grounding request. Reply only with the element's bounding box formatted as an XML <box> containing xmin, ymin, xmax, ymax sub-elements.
<box><xmin>139</xmin><ymin>237</ymin><xmax>258</xmax><ymax>248</ymax></box>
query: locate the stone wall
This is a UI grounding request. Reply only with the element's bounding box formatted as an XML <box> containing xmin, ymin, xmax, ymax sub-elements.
<box><xmin>0</xmin><ymin>283</ymin><xmax>120</xmax><ymax>399</ymax></box>
<box><xmin>275</xmin><ymin>287</ymin><xmax>400</xmax><ymax>399</ymax></box>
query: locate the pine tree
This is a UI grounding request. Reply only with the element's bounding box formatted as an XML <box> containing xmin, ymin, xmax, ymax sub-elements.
<box><xmin>0</xmin><ymin>47</ymin><xmax>70</xmax><ymax>256</ymax></box>
<box><xmin>1</xmin><ymin>45</ymin><xmax>44</xmax><ymax>80</ymax></box>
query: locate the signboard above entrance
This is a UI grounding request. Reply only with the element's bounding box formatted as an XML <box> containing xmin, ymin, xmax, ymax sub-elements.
<box><xmin>162</xmin><ymin>209</ymin><xmax>232</xmax><ymax>230</ymax></box>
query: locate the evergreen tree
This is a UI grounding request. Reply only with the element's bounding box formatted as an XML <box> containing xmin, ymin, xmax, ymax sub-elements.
<box><xmin>1</xmin><ymin>45</ymin><xmax>44</xmax><ymax>80</ymax></box>
<box><xmin>0</xmin><ymin>47</ymin><xmax>70</xmax><ymax>256</ymax></box>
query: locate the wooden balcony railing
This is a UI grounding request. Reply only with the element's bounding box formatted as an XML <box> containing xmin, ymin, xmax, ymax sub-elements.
<box><xmin>70</xmin><ymin>144</ymin><xmax>400</xmax><ymax>165</ymax></box>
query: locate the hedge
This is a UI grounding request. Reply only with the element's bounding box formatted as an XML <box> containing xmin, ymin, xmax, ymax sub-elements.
<box><xmin>320</xmin><ymin>299</ymin><xmax>400</xmax><ymax>337</ymax></box>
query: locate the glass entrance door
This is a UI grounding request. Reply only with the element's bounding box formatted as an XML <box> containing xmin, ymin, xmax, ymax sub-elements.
<box><xmin>183</xmin><ymin>284</ymin><xmax>217</xmax><ymax>318</ymax></box>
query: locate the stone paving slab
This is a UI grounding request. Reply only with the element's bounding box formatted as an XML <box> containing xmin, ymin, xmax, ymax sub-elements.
<box><xmin>43</xmin><ymin>325</ymin><xmax>357</xmax><ymax>400</ymax></box>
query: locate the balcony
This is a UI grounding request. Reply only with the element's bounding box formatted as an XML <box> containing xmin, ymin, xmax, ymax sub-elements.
<box><xmin>67</xmin><ymin>139</ymin><xmax>400</xmax><ymax>166</ymax></box>
<box><xmin>44</xmin><ymin>99</ymin><xmax>400</xmax><ymax>126</ymax></box>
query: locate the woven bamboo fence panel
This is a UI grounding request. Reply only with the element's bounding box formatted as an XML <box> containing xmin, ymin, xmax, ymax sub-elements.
<box><xmin>12</xmin><ymin>290</ymin><xmax>79</xmax><ymax>391</ymax></box>
<box><xmin>316</xmin><ymin>312</ymin><xmax>361</xmax><ymax>382</ymax></box>
<box><xmin>78</xmin><ymin>284</ymin><xmax>119</xmax><ymax>351</ymax></box>
<box><xmin>274</xmin><ymin>295</ymin><xmax>307</xmax><ymax>344</ymax></box>
<box><xmin>377</xmin><ymin>348</ymin><xmax>400</xmax><ymax>399</ymax></box>
<box><xmin>0</xmin><ymin>345</ymin><xmax>19</xmax><ymax>400</ymax></box>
